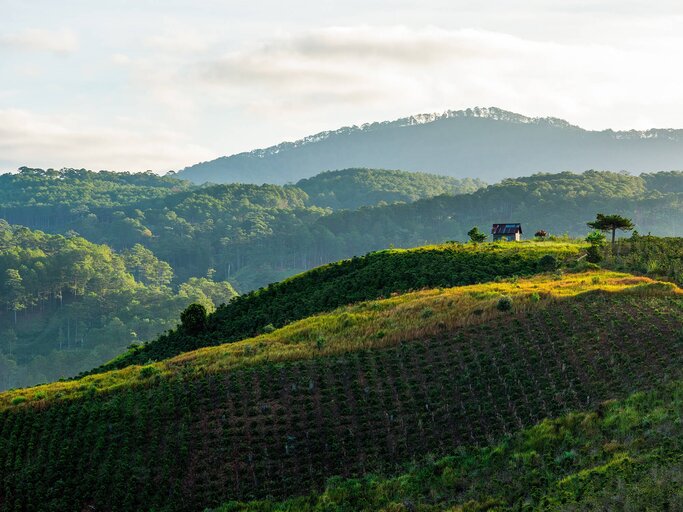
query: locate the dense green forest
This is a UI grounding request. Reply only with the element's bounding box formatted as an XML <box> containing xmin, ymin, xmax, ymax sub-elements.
<box><xmin>0</xmin><ymin>167</ymin><xmax>484</xmax><ymax>289</ymax></box>
<box><xmin>295</xmin><ymin>168</ymin><xmax>484</xmax><ymax>209</ymax></box>
<box><xmin>3</xmin><ymin>169</ymin><xmax>683</xmax><ymax>293</ymax></box>
<box><xmin>0</xmin><ymin>222</ymin><xmax>236</xmax><ymax>390</ymax></box>
<box><xmin>1</xmin><ymin>270</ymin><xmax>681</xmax><ymax>511</ymax></box>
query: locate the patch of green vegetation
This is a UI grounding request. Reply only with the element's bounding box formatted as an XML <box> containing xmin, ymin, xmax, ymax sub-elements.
<box><xmin>88</xmin><ymin>242</ymin><xmax>584</xmax><ymax>374</ymax></box>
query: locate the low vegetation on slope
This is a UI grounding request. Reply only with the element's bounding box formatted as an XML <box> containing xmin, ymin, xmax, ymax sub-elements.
<box><xmin>90</xmin><ymin>242</ymin><xmax>583</xmax><ymax>374</ymax></box>
<box><xmin>1</xmin><ymin>270</ymin><xmax>682</xmax><ymax>511</ymax></box>
<box><xmin>213</xmin><ymin>379</ymin><xmax>683</xmax><ymax>511</ymax></box>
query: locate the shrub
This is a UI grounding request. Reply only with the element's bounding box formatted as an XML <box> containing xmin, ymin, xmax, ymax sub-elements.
<box><xmin>11</xmin><ymin>396</ymin><xmax>27</xmax><ymax>405</ymax></box>
<box><xmin>586</xmin><ymin>245</ymin><xmax>602</xmax><ymax>263</ymax></box>
<box><xmin>496</xmin><ymin>296</ymin><xmax>513</xmax><ymax>312</ymax></box>
<box><xmin>140</xmin><ymin>365</ymin><xmax>159</xmax><ymax>379</ymax></box>
<box><xmin>316</xmin><ymin>336</ymin><xmax>326</xmax><ymax>350</ymax></box>
<box><xmin>262</xmin><ymin>324</ymin><xmax>276</xmax><ymax>334</ymax></box>
<box><xmin>538</xmin><ymin>254</ymin><xmax>558</xmax><ymax>271</ymax></box>
<box><xmin>530</xmin><ymin>292</ymin><xmax>541</xmax><ymax>303</ymax></box>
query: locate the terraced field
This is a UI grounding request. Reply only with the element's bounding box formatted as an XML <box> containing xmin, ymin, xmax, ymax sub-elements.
<box><xmin>212</xmin><ymin>379</ymin><xmax>683</xmax><ymax>511</ymax></box>
<box><xmin>1</xmin><ymin>270</ymin><xmax>682</xmax><ymax>511</ymax></box>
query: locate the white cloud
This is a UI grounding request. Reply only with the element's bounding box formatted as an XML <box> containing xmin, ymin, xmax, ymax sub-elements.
<box><xmin>0</xmin><ymin>109</ymin><xmax>214</xmax><ymax>173</ymax></box>
<box><xmin>111</xmin><ymin>53</ymin><xmax>131</xmax><ymax>66</ymax></box>
<box><xmin>145</xmin><ymin>27</ymin><xmax>215</xmax><ymax>54</ymax></box>
<box><xmin>167</xmin><ymin>25</ymin><xmax>683</xmax><ymax>130</ymax></box>
<box><xmin>0</xmin><ymin>28</ymin><xmax>78</xmax><ymax>54</ymax></box>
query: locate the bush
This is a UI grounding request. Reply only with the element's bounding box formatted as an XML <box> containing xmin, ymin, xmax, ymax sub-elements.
<box><xmin>586</xmin><ymin>245</ymin><xmax>602</xmax><ymax>263</ymax></box>
<box><xmin>496</xmin><ymin>296</ymin><xmax>513</xmax><ymax>312</ymax></box>
<box><xmin>11</xmin><ymin>396</ymin><xmax>26</xmax><ymax>405</ymax></box>
<box><xmin>538</xmin><ymin>254</ymin><xmax>558</xmax><ymax>271</ymax></box>
<box><xmin>139</xmin><ymin>365</ymin><xmax>159</xmax><ymax>379</ymax></box>
<box><xmin>262</xmin><ymin>324</ymin><xmax>276</xmax><ymax>334</ymax></box>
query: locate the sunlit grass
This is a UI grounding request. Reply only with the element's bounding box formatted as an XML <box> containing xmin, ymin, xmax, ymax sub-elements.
<box><xmin>0</xmin><ymin>268</ymin><xmax>674</xmax><ymax>410</ymax></box>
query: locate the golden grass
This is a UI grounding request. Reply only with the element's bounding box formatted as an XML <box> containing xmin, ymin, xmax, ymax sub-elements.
<box><xmin>1</xmin><ymin>269</ymin><xmax>675</xmax><ymax>410</ymax></box>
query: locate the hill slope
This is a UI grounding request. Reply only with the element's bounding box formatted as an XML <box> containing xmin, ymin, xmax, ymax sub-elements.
<box><xmin>178</xmin><ymin>107</ymin><xmax>683</xmax><ymax>184</ymax></box>
<box><xmin>1</xmin><ymin>270</ymin><xmax>682</xmax><ymax>511</ymax></box>
<box><xmin>88</xmin><ymin>242</ymin><xmax>582</xmax><ymax>374</ymax></box>
<box><xmin>213</xmin><ymin>379</ymin><xmax>683</xmax><ymax>511</ymax></box>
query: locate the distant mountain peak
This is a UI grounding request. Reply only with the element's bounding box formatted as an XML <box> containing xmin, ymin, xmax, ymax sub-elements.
<box><xmin>244</xmin><ymin>107</ymin><xmax>577</xmax><ymax>160</ymax></box>
<box><xmin>179</xmin><ymin>106</ymin><xmax>683</xmax><ymax>185</ymax></box>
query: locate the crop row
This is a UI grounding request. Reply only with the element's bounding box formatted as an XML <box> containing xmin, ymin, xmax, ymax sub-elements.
<box><xmin>2</xmin><ymin>293</ymin><xmax>683</xmax><ymax>511</ymax></box>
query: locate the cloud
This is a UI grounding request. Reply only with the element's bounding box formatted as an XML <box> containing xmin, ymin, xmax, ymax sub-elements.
<box><xmin>0</xmin><ymin>109</ymin><xmax>214</xmax><ymax>173</ymax></box>
<box><xmin>164</xmin><ymin>25</ymin><xmax>683</xmax><ymax>130</ymax></box>
<box><xmin>0</xmin><ymin>28</ymin><xmax>79</xmax><ymax>54</ymax></box>
<box><xmin>145</xmin><ymin>27</ymin><xmax>215</xmax><ymax>53</ymax></box>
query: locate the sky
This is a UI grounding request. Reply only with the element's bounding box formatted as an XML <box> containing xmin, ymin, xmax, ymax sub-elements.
<box><xmin>2</xmin><ymin>0</ymin><xmax>683</xmax><ymax>173</ymax></box>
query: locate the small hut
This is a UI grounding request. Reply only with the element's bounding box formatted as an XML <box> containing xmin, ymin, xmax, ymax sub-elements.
<box><xmin>491</xmin><ymin>223</ymin><xmax>522</xmax><ymax>242</ymax></box>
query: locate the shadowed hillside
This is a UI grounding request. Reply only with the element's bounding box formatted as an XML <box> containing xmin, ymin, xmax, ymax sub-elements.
<box><xmin>1</xmin><ymin>270</ymin><xmax>682</xmax><ymax>511</ymax></box>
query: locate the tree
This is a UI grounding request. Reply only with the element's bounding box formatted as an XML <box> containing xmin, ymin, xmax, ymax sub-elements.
<box><xmin>4</xmin><ymin>269</ymin><xmax>26</xmax><ymax>324</ymax></box>
<box><xmin>467</xmin><ymin>227</ymin><xmax>487</xmax><ymax>244</ymax></box>
<box><xmin>587</xmin><ymin>214</ymin><xmax>634</xmax><ymax>246</ymax></box>
<box><xmin>180</xmin><ymin>303</ymin><xmax>207</xmax><ymax>335</ymax></box>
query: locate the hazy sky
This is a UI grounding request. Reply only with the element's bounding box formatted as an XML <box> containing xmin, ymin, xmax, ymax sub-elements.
<box><xmin>2</xmin><ymin>0</ymin><xmax>683</xmax><ymax>172</ymax></box>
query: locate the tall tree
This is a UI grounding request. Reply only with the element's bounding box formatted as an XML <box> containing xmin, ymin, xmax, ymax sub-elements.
<box><xmin>587</xmin><ymin>213</ymin><xmax>635</xmax><ymax>246</ymax></box>
<box><xmin>4</xmin><ymin>269</ymin><xmax>26</xmax><ymax>324</ymax></box>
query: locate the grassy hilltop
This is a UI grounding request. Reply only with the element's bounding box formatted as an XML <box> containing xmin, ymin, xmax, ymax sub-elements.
<box><xmin>2</xmin><ymin>265</ymin><xmax>683</xmax><ymax>511</ymax></box>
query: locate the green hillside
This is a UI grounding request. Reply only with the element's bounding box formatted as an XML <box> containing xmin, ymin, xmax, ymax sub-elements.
<box><xmin>1</xmin><ymin>270</ymin><xmax>682</xmax><ymax>511</ymax></box>
<box><xmin>296</xmin><ymin>168</ymin><xmax>485</xmax><ymax>209</ymax></box>
<box><xmin>213</xmin><ymin>379</ymin><xmax>683</xmax><ymax>511</ymax></box>
<box><xmin>89</xmin><ymin>241</ymin><xmax>583</xmax><ymax>374</ymax></box>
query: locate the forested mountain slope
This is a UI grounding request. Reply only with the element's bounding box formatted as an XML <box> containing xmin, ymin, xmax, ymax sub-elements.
<box><xmin>6</xmin><ymin>168</ymin><xmax>681</xmax><ymax>293</ymax></box>
<box><xmin>0</xmin><ymin>167</ymin><xmax>192</xmax><ymax>229</ymax></box>
<box><xmin>1</xmin><ymin>270</ymin><xmax>681</xmax><ymax>511</ymax></box>
<box><xmin>0</xmin><ymin>222</ymin><xmax>236</xmax><ymax>390</ymax></box>
<box><xmin>206</xmin><ymin>170</ymin><xmax>683</xmax><ymax>289</ymax></box>
<box><xmin>296</xmin><ymin>168</ymin><xmax>485</xmax><ymax>209</ymax></box>
<box><xmin>0</xmin><ymin>167</ymin><xmax>484</xmax><ymax>288</ymax></box>
<box><xmin>178</xmin><ymin>107</ymin><xmax>683</xmax><ymax>184</ymax></box>
<box><xmin>89</xmin><ymin>241</ymin><xmax>581</xmax><ymax>374</ymax></box>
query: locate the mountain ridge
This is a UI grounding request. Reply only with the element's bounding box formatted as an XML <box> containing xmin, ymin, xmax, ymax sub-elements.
<box><xmin>178</xmin><ymin>106</ymin><xmax>683</xmax><ymax>185</ymax></box>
